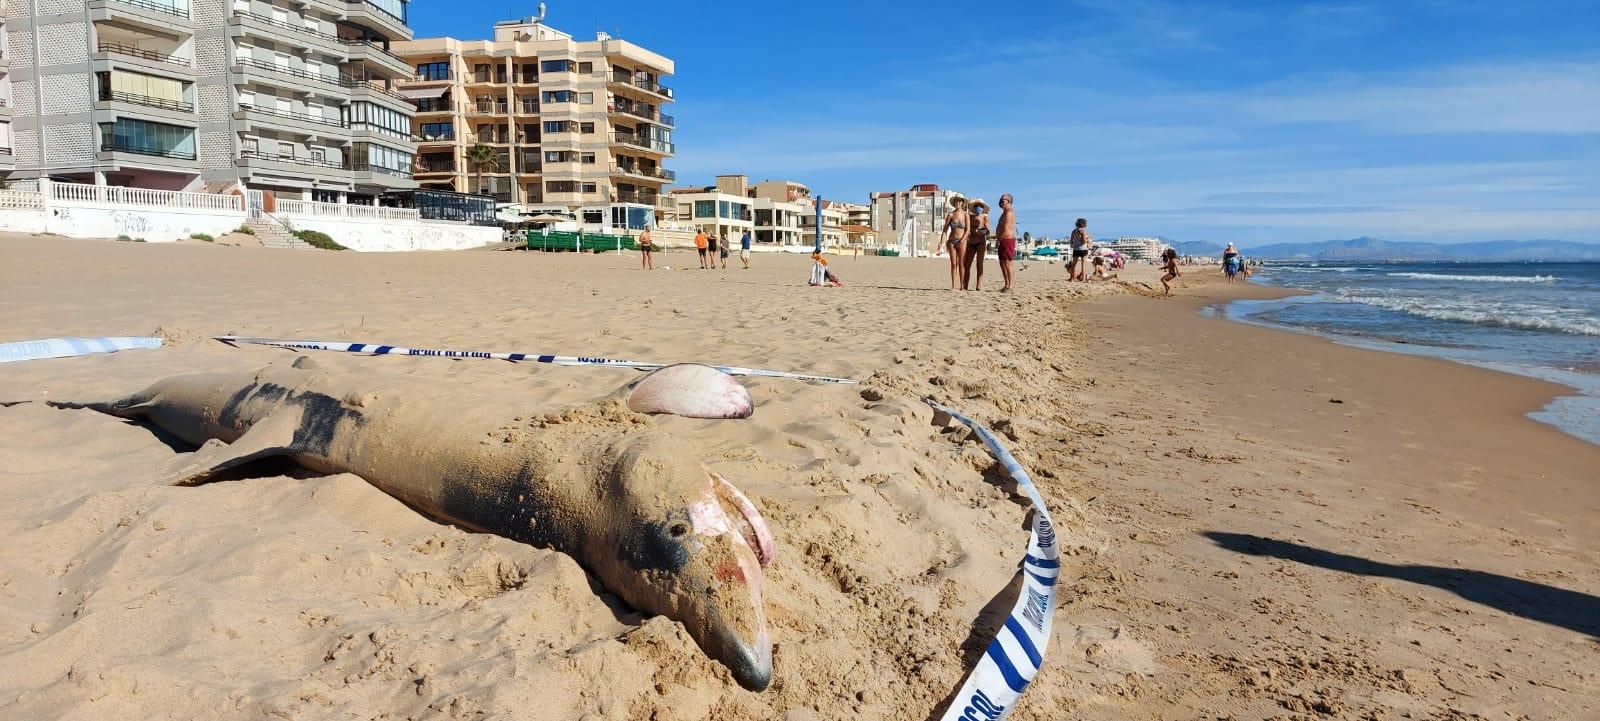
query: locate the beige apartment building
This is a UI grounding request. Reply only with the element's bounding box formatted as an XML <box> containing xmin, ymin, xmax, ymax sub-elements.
<box><xmin>394</xmin><ymin>16</ymin><xmax>674</xmax><ymax>232</ymax></box>
<box><xmin>2</xmin><ymin>0</ymin><xmax>417</xmax><ymax>200</ymax></box>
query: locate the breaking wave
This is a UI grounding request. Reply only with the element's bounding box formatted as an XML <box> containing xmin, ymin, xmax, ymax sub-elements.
<box><xmin>1335</xmin><ymin>292</ymin><xmax>1600</xmax><ymax>336</ymax></box>
<box><xmin>1387</xmin><ymin>272</ymin><xmax>1559</xmax><ymax>283</ymax></box>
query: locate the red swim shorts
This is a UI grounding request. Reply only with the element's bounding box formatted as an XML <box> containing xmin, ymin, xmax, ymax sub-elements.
<box><xmin>996</xmin><ymin>237</ymin><xmax>1017</xmax><ymax>261</ymax></box>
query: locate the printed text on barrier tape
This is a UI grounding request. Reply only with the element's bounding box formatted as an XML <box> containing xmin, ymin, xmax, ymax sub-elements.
<box><xmin>215</xmin><ymin>336</ymin><xmax>860</xmax><ymax>385</ymax></box>
<box><xmin>0</xmin><ymin>336</ymin><xmax>163</xmax><ymax>363</ymax></box>
<box><xmin>927</xmin><ymin>399</ymin><xmax>1059</xmax><ymax>721</ymax></box>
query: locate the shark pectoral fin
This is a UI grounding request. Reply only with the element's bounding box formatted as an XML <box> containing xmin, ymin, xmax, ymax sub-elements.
<box><xmin>163</xmin><ymin>412</ymin><xmax>299</xmax><ymax>486</ymax></box>
<box><xmin>620</xmin><ymin>364</ymin><xmax>754</xmax><ymax>419</ymax></box>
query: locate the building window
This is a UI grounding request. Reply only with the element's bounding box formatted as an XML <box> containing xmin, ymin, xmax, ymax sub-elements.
<box><xmin>242</xmin><ymin>137</ymin><xmax>258</xmax><ymax>152</ymax></box>
<box><xmin>420</xmin><ymin>122</ymin><xmax>452</xmax><ymax>141</ymax></box>
<box><xmin>542</xmin><ymin>120</ymin><xmax>573</xmax><ymax>133</ymax></box>
<box><xmin>540</xmin><ymin>59</ymin><xmax>574</xmax><ymax>73</ymax></box>
<box><xmin>99</xmin><ymin>118</ymin><xmax>196</xmax><ymax>158</ymax></box>
<box><xmin>694</xmin><ymin>200</ymin><xmax>715</xmax><ymax>219</ymax></box>
<box><xmin>578</xmin><ymin>92</ymin><xmax>593</xmax><ymax>104</ymax></box>
<box><xmin>546</xmin><ymin>180</ymin><xmax>578</xmax><ymax>193</ymax></box>
<box><xmin>578</xmin><ymin>62</ymin><xmax>593</xmax><ymax>74</ymax></box>
<box><xmin>582</xmin><ymin>183</ymin><xmax>596</xmax><ymax>194</ymax></box>
<box><xmin>311</xmin><ymin>148</ymin><xmax>326</xmax><ymax>163</ymax></box>
<box><xmin>579</xmin><ymin>122</ymin><xmax>594</xmax><ymax>134</ymax></box>
<box><xmin>583</xmin><ymin>209</ymin><xmax>603</xmax><ymax>224</ymax></box>
<box><xmin>349</xmin><ymin>102</ymin><xmax>408</xmax><ymax>139</ymax></box>
<box><xmin>518</xmin><ymin>64</ymin><xmax>537</xmax><ymax>83</ymax></box>
<box><xmin>544</xmin><ymin>150</ymin><xmax>573</xmax><ymax>163</ymax></box>
<box><xmin>417</xmin><ymin>62</ymin><xmax>449</xmax><ymax>81</ymax></box>
<box><xmin>473</xmin><ymin>63</ymin><xmax>490</xmax><ymax>82</ymax></box>
<box><xmin>541</xmin><ymin>90</ymin><xmax>574</xmax><ymax>104</ymax></box>
<box><xmin>580</xmin><ymin>152</ymin><xmax>595</xmax><ymax>164</ymax></box>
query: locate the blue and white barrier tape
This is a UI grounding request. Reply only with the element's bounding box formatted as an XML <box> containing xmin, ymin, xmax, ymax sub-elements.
<box><xmin>215</xmin><ymin>336</ymin><xmax>861</xmax><ymax>385</ymax></box>
<box><xmin>0</xmin><ymin>336</ymin><xmax>162</xmax><ymax>364</ymax></box>
<box><xmin>927</xmin><ymin>399</ymin><xmax>1060</xmax><ymax>721</ymax></box>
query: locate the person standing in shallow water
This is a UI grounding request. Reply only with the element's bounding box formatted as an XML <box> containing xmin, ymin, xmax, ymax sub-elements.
<box><xmin>942</xmin><ymin>196</ymin><xmax>968</xmax><ymax>289</ymax></box>
<box><xmin>964</xmin><ymin>200</ymin><xmax>990</xmax><ymax>291</ymax></box>
<box><xmin>994</xmin><ymin>194</ymin><xmax>1018</xmax><ymax>293</ymax></box>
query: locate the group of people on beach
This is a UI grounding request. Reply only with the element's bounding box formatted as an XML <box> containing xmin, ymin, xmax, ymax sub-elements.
<box><xmin>939</xmin><ymin>194</ymin><xmax>1020</xmax><ymax>292</ymax></box>
<box><xmin>634</xmin><ymin>227</ymin><xmax>753</xmax><ymax>272</ymax></box>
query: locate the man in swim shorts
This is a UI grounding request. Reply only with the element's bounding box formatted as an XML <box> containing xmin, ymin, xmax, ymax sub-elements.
<box><xmin>995</xmin><ymin>194</ymin><xmax>1018</xmax><ymax>292</ymax></box>
<box><xmin>740</xmin><ymin>230</ymin><xmax>752</xmax><ymax>268</ymax></box>
<box><xmin>694</xmin><ymin>230</ymin><xmax>709</xmax><ymax>269</ymax></box>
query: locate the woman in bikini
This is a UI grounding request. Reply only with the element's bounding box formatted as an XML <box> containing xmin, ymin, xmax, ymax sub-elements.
<box><xmin>1160</xmin><ymin>247</ymin><xmax>1180</xmax><ymax>295</ymax></box>
<box><xmin>942</xmin><ymin>196</ymin><xmax>968</xmax><ymax>290</ymax></box>
<box><xmin>963</xmin><ymin>199</ymin><xmax>990</xmax><ymax>291</ymax></box>
<box><xmin>638</xmin><ymin>227</ymin><xmax>655</xmax><ymax>270</ymax></box>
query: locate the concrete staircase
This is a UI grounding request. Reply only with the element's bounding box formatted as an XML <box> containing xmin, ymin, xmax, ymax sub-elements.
<box><xmin>245</xmin><ymin>217</ymin><xmax>311</xmax><ymax>249</ymax></box>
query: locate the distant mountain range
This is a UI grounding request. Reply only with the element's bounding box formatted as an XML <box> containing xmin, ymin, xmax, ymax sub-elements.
<box><xmin>1168</xmin><ymin>236</ymin><xmax>1600</xmax><ymax>261</ymax></box>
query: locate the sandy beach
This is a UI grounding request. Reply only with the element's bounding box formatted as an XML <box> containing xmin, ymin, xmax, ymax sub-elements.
<box><xmin>1</xmin><ymin>235</ymin><xmax>1595</xmax><ymax>720</ymax></box>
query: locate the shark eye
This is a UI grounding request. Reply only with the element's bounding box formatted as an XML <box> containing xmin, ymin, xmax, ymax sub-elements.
<box><xmin>668</xmin><ymin>522</ymin><xmax>691</xmax><ymax>538</ymax></box>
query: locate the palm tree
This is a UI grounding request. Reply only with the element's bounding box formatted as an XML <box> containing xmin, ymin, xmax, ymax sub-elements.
<box><xmin>465</xmin><ymin>142</ymin><xmax>498</xmax><ymax>196</ymax></box>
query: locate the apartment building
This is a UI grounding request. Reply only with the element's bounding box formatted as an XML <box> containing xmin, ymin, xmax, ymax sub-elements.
<box><xmin>395</xmin><ymin>16</ymin><xmax>674</xmax><ymax>232</ymax></box>
<box><xmin>1103</xmin><ymin>236</ymin><xmax>1170</xmax><ymax>260</ymax></box>
<box><xmin>667</xmin><ymin>174</ymin><xmax>752</xmax><ymax>239</ymax></box>
<box><xmin>748</xmin><ymin>178</ymin><xmax>809</xmax><ymax>246</ymax></box>
<box><xmin>871</xmin><ymin>184</ymin><xmax>966</xmax><ymax>255</ymax></box>
<box><xmin>3</xmin><ymin>0</ymin><xmax>416</xmax><ymax>201</ymax></box>
<box><xmin>1</xmin><ymin>9</ymin><xmax>12</xmax><ymax>179</ymax></box>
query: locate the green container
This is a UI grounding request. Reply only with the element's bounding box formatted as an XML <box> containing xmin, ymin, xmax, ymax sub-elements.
<box><xmin>876</xmin><ymin>248</ymin><xmax>900</xmax><ymax>257</ymax></box>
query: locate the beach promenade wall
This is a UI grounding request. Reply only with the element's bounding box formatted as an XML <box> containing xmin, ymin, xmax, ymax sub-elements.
<box><xmin>0</xmin><ymin>182</ymin><xmax>499</xmax><ymax>251</ymax></box>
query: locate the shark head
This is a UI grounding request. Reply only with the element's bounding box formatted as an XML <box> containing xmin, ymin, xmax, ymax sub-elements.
<box><xmin>588</xmin><ymin>434</ymin><xmax>775</xmax><ymax>691</ymax></box>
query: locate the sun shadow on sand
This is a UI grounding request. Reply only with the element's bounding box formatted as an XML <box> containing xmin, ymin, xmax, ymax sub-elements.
<box><xmin>926</xmin><ymin>569</ymin><xmax>1025</xmax><ymax>721</ymax></box>
<box><xmin>1203</xmin><ymin>531</ymin><xmax>1600</xmax><ymax>639</ymax></box>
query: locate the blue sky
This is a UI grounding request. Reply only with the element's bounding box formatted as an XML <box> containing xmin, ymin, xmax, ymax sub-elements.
<box><xmin>410</xmin><ymin>0</ymin><xmax>1600</xmax><ymax>244</ymax></box>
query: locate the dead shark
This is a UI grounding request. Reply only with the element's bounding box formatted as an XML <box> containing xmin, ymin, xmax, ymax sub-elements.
<box><xmin>43</xmin><ymin>359</ymin><xmax>777</xmax><ymax>690</ymax></box>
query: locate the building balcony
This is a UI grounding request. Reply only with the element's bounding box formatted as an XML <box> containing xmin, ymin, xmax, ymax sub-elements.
<box><xmin>467</xmin><ymin>101</ymin><xmax>509</xmax><ymax>116</ymax></box>
<box><xmin>614</xmin><ymin>188</ymin><xmax>661</xmax><ymax>206</ymax></box>
<box><xmin>231</xmin><ymin>12</ymin><xmax>347</xmax><ymax>58</ymax></box>
<box><xmin>414</xmin><ymin>160</ymin><xmax>456</xmax><ymax>174</ymax></box>
<box><xmin>612</xmin><ymin>101</ymin><xmax>656</xmax><ymax>123</ymax></box>
<box><xmin>412</xmin><ymin>99</ymin><xmax>454</xmax><ymax>115</ymax></box>
<box><xmin>237</xmin><ymin>103</ymin><xmax>350</xmax><ymax>140</ymax></box>
<box><xmin>342</xmin><ymin>37</ymin><xmax>412</xmax><ymax>79</ymax></box>
<box><xmin>348</xmin><ymin>81</ymin><xmax>415</xmax><ymax>113</ymax></box>
<box><xmin>97</xmin><ymin>89</ymin><xmax>196</xmax><ymax>126</ymax></box>
<box><xmin>342</xmin><ymin>0</ymin><xmax>411</xmax><ymax>42</ymax></box>
<box><xmin>100</xmin><ymin>140</ymin><xmax>197</xmax><ymax>166</ymax></box>
<box><xmin>238</xmin><ymin>148</ymin><xmax>352</xmax><ymax>183</ymax></box>
<box><xmin>352</xmin><ymin>162</ymin><xmax>419</xmax><ymax>189</ymax></box>
<box><xmin>610</xmin><ymin>132</ymin><xmax>673</xmax><ymax>156</ymax></box>
<box><xmin>413</xmin><ymin>132</ymin><xmax>455</xmax><ymax>144</ymax></box>
<box><xmin>95</xmin><ymin>42</ymin><xmax>194</xmax><ymax>72</ymax></box>
<box><xmin>408</xmin><ymin>72</ymin><xmax>453</xmax><ymax>85</ymax></box>
<box><xmin>234</xmin><ymin>57</ymin><xmax>350</xmax><ymax>97</ymax></box>
<box><xmin>610</xmin><ymin>164</ymin><xmax>674</xmax><ymax>182</ymax></box>
<box><xmin>609</xmin><ymin>70</ymin><xmax>673</xmax><ymax>100</ymax></box>
<box><xmin>91</xmin><ymin>0</ymin><xmax>192</xmax><ymax>32</ymax></box>
<box><xmin>659</xmin><ymin>113</ymin><xmax>675</xmax><ymax>128</ymax></box>
<box><xmin>0</xmin><ymin>146</ymin><xmax>16</xmax><ymax>167</ymax></box>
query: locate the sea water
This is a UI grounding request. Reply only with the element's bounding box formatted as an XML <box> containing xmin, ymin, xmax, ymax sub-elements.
<box><xmin>1215</xmin><ymin>261</ymin><xmax>1600</xmax><ymax>445</ymax></box>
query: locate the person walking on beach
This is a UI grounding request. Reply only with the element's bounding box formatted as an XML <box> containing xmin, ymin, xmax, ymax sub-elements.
<box><xmin>638</xmin><ymin>227</ymin><xmax>655</xmax><ymax>270</ymax></box>
<box><xmin>694</xmin><ymin>230</ymin><xmax>710</xmax><ymax>269</ymax></box>
<box><xmin>1069</xmin><ymin>218</ymin><xmax>1093</xmax><ymax>282</ymax></box>
<box><xmin>964</xmin><ymin>200</ymin><xmax>991</xmax><ymax>291</ymax></box>
<box><xmin>718</xmin><ymin>234</ymin><xmax>730</xmax><ymax>270</ymax></box>
<box><xmin>995</xmin><ymin>194</ymin><xmax>1018</xmax><ymax>293</ymax></box>
<box><xmin>942</xmin><ymin>196</ymin><xmax>969</xmax><ymax>289</ymax></box>
<box><xmin>1159</xmin><ymin>247</ymin><xmax>1180</xmax><ymax>295</ymax></box>
<box><xmin>1223</xmin><ymin>242</ymin><xmax>1241</xmax><ymax>283</ymax></box>
<box><xmin>740</xmin><ymin>230</ymin><xmax>752</xmax><ymax>269</ymax></box>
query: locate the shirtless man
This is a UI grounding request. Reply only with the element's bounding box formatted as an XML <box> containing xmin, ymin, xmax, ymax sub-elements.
<box><xmin>995</xmin><ymin>194</ymin><xmax>1018</xmax><ymax>293</ymax></box>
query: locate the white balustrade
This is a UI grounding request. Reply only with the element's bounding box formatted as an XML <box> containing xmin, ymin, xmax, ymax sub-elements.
<box><xmin>276</xmin><ymin>198</ymin><xmax>419</xmax><ymax>222</ymax></box>
<box><xmin>48</xmin><ymin>182</ymin><xmax>244</xmax><ymax>211</ymax></box>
